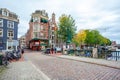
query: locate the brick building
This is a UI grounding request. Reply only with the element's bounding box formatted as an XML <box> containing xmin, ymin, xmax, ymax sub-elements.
<box><xmin>19</xmin><ymin>35</ymin><xmax>26</xmax><ymax>48</ymax></box>
<box><xmin>49</xmin><ymin>13</ymin><xmax>57</xmax><ymax>49</ymax></box>
<box><xmin>26</xmin><ymin>10</ymin><xmax>57</xmax><ymax>50</ymax></box>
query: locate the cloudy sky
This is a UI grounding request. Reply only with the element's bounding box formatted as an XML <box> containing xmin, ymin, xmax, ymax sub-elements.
<box><xmin>0</xmin><ymin>0</ymin><xmax>120</xmax><ymax>43</ymax></box>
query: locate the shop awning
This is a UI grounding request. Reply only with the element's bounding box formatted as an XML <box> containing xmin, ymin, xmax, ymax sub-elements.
<box><xmin>40</xmin><ymin>43</ymin><xmax>47</xmax><ymax>46</ymax></box>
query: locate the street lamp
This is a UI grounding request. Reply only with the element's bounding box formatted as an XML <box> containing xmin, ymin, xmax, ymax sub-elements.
<box><xmin>66</xmin><ymin>27</ymin><xmax>71</xmax><ymax>49</ymax></box>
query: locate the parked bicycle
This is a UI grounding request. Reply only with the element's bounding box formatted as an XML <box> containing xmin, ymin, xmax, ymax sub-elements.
<box><xmin>1</xmin><ymin>52</ymin><xmax>9</xmax><ymax>66</ymax></box>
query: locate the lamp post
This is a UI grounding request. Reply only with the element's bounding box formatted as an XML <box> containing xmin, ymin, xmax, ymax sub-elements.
<box><xmin>66</xmin><ymin>27</ymin><xmax>71</xmax><ymax>49</ymax></box>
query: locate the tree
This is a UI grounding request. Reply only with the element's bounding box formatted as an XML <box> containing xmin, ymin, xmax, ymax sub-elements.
<box><xmin>91</xmin><ymin>30</ymin><xmax>101</xmax><ymax>46</ymax></box>
<box><xmin>99</xmin><ymin>36</ymin><xmax>111</xmax><ymax>46</ymax></box>
<box><xmin>84</xmin><ymin>29</ymin><xmax>94</xmax><ymax>46</ymax></box>
<box><xmin>84</xmin><ymin>29</ymin><xmax>110</xmax><ymax>47</ymax></box>
<box><xmin>72</xmin><ymin>30</ymin><xmax>86</xmax><ymax>46</ymax></box>
<box><xmin>58</xmin><ymin>14</ymin><xmax>76</xmax><ymax>43</ymax></box>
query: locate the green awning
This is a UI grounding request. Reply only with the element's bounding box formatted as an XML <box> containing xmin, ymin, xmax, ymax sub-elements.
<box><xmin>41</xmin><ymin>18</ymin><xmax>48</xmax><ymax>23</ymax></box>
<box><xmin>40</xmin><ymin>43</ymin><xmax>47</xmax><ymax>46</ymax></box>
<box><xmin>32</xmin><ymin>38</ymin><xmax>40</xmax><ymax>40</ymax></box>
<box><xmin>29</xmin><ymin>38</ymin><xmax>40</xmax><ymax>42</ymax></box>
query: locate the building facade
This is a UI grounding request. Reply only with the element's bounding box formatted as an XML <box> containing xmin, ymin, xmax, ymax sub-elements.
<box><xmin>19</xmin><ymin>35</ymin><xmax>26</xmax><ymax>48</ymax></box>
<box><xmin>26</xmin><ymin>10</ymin><xmax>49</xmax><ymax>50</ymax></box>
<box><xmin>49</xmin><ymin>13</ymin><xmax>57</xmax><ymax>49</ymax></box>
<box><xmin>26</xmin><ymin>10</ymin><xmax>57</xmax><ymax>50</ymax></box>
<box><xmin>0</xmin><ymin>8</ymin><xmax>19</xmax><ymax>50</ymax></box>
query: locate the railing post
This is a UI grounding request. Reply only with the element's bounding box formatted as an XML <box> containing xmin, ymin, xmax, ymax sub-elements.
<box><xmin>115</xmin><ymin>52</ymin><xmax>117</xmax><ymax>61</ymax></box>
<box><xmin>105</xmin><ymin>53</ymin><xmax>107</xmax><ymax>60</ymax></box>
<box><xmin>118</xmin><ymin>51</ymin><xmax>120</xmax><ymax>60</ymax></box>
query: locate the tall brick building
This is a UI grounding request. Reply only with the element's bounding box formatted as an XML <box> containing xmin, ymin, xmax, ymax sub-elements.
<box><xmin>49</xmin><ymin>13</ymin><xmax>57</xmax><ymax>49</ymax></box>
<box><xmin>26</xmin><ymin>10</ymin><xmax>57</xmax><ymax>50</ymax></box>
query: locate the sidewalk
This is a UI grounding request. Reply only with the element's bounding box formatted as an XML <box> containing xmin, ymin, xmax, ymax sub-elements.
<box><xmin>0</xmin><ymin>61</ymin><xmax>50</xmax><ymax>80</ymax></box>
<box><xmin>52</xmin><ymin>54</ymin><xmax>120</xmax><ymax>69</ymax></box>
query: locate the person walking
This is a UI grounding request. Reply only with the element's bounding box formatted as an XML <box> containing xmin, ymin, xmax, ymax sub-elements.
<box><xmin>21</xmin><ymin>48</ymin><xmax>24</xmax><ymax>54</ymax></box>
<box><xmin>51</xmin><ymin>47</ymin><xmax>54</xmax><ymax>54</ymax></box>
<box><xmin>54</xmin><ymin>47</ymin><xmax>57</xmax><ymax>54</ymax></box>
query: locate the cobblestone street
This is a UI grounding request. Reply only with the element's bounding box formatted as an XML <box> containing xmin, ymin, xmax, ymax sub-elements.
<box><xmin>24</xmin><ymin>51</ymin><xmax>120</xmax><ymax>80</ymax></box>
<box><xmin>0</xmin><ymin>61</ymin><xmax>50</xmax><ymax>80</ymax></box>
<box><xmin>0</xmin><ymin>50</ymin><xmax>120</xmax><ymax>80</ymax></box>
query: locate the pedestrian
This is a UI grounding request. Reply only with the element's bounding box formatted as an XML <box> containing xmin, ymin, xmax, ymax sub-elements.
<box><xmin>54</xmin><ymin>47</ymin><xmax>57</xmax><ymax>54</ymax></box>
<box><xmin>51</xmin><ymin>47</ymin><xmax>54</xmax><ymax>54</ymax></box>
<box><xmin>21</xmin><ymin>48</ymin><xmax>24</xmax><ymax>54</ymax></box>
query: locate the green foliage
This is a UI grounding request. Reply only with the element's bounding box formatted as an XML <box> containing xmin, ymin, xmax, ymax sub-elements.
<box><xmin>84</xmin><ymin>29</ymin><xmax>111</xmax><ymax>46</ymax></box>
<box><xmin>58</xmin><ymin>14</ymin><xmax>76</xmax><ymax>42</ymax></box>
<box><xmin>72</xmin><ymin>30</ymin><xmax>86</xmax><ymax>46</ymax></box>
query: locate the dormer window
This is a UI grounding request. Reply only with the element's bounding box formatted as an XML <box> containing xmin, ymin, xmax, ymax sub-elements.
<box><xmin>2</xmin><ymin>10</ymin><xmax>9</xmax><ymax>16</ymax></box>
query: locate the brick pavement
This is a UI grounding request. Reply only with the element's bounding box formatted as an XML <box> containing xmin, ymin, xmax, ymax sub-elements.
<box><xmin>24</xmin><ymin>52</ymin><xmax>120</xmax><ymax>80</ymax></box>
<box><xmin>1</xmin><ymin>49</ymin><xmax>119</xmax><ymax>80</ymax></box>
<box><xmin>0</xmin><ymin>61</ymin><xmax>50</xmax><ymax>80</ymax></box>
<box><xmin>46</xmin><ymin>51</ymin><xmax>120</xmax><ymax>69</ymax></box>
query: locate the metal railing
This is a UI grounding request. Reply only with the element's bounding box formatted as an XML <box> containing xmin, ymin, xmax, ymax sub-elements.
<box><xmin>105</xmin><ymin>51</ymin><xmax>120</xmax><ymax>61</ymax></box>
<box><xmin>67</xmin><ymin>49</ymin><xmax>93</xmax><ymax>57</ymax></box>
<box><xmin>65</xmin><ymin>49</ymin><xmax>120</xmax><ymax>61</ymax></box>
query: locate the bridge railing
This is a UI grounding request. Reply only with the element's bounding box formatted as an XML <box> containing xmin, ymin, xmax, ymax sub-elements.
<box><xmin>66</xmin><ymin>49</ymin><xmax>120</xmax><ymax>61</ymax></box>
<box><xmin>105</xmin><ymin>51</ymin><xmax>120</xmax><ymax>61</ymax></box>
<box><xmin>67</xmin><ymin>49</ymin><xmax>93</xmax><ymax>57</ymax></box>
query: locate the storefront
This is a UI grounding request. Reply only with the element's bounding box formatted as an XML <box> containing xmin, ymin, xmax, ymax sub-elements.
<box><xmin>6</xmin><ymin>40</ymin><xmax>19</xmax><ymax>51</ymax></box>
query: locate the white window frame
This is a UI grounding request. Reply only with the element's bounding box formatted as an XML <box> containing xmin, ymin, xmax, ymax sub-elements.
<box><xmin>33</xmin><ymin>23</ymin><xmax>39</xmax><ymax>32</ymax></box>
<box><xmin>0</xmin><ymin>29</ymin><xmax>3</xmax><ymax>37</ymax></box>
<box><xmin>34</xmin><ymin>17</ymin><xmax>39</xmax><ymax>22</ymax></box>
<box><xmin>2</xmin><ymin>10</ymin><xmax>9</xmax><ymax>16</ymax></box>
<box><xmin>7</xmin><ymin>30</ymin><xmax>14</xmax><ymax>38</ymax></box>
<box><xmin>7</xmin><ymin>21</ymin><xmax>14</xmax><ymax>28</ymax></box>
<box><xmin>0</xmin><ymin>19</ymin><xmax>3</xmax><ymax>27</ymax></box>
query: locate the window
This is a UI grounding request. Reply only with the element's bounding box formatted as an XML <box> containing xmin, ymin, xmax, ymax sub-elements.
<box><xmin>40</xmin><ymin>25</ymin><xmax>43</xmax><ymax>30</ymax></box>
<box><xmin>33</xmin><ymin>32</ymin><xmax>39</xmax><ymax>38</ymax></box>
<box><xmin>2</xmin><ymin>10</ymin><xmax>7</xmax><ymax>16</ymax></box>
<box><xmin>33</xmin><ymin>23</ymin><xmax>39</xmax><ymax>31</ymax></box>
<box><xmin>43</xmin><ymin>26</ymin><xmax>46</xmax><ymax>30</ymax></box>
<box><xmin>40</xmin><ymin>33</ymin><xmax>43</xmax><ymax>36</ymax></box>
<box><xmin>8</xmin><ymin>30</ymin><xmax>14</xmax><ymax>37</ymax></box>
<box><xmin>8</xmin><ymin>21</ymin><xmax>14</xmax><ymax>28</ymax></box>
<box><xmin>34</xmin><ymin>17</ymin><xmax>39</xmax><ymax>22</ymax></box>
<box><xmin>0</xmin><ymin>29</ymin><xmax>3</xmax><ymax>37</ymax></box>
<box><xmin>34</xmin><ymin>32</ymin><xmax>37</xmax><ymax>38</ymax></box>
<box><xmin>0</xmin><ymin>19</ymin><xmax>3</xmax><ymax>27</ymax></box>
<box><xmin>2</xmin><ymin>10</ymin><xmax>8</xmax><ymax>16</ymax></box>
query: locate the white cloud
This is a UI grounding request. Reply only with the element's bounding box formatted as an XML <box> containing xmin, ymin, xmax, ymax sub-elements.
<box><xmin>0</xmin><ymin>0</ymin><xmax>120</xmax><ymax>43</ymax></box>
